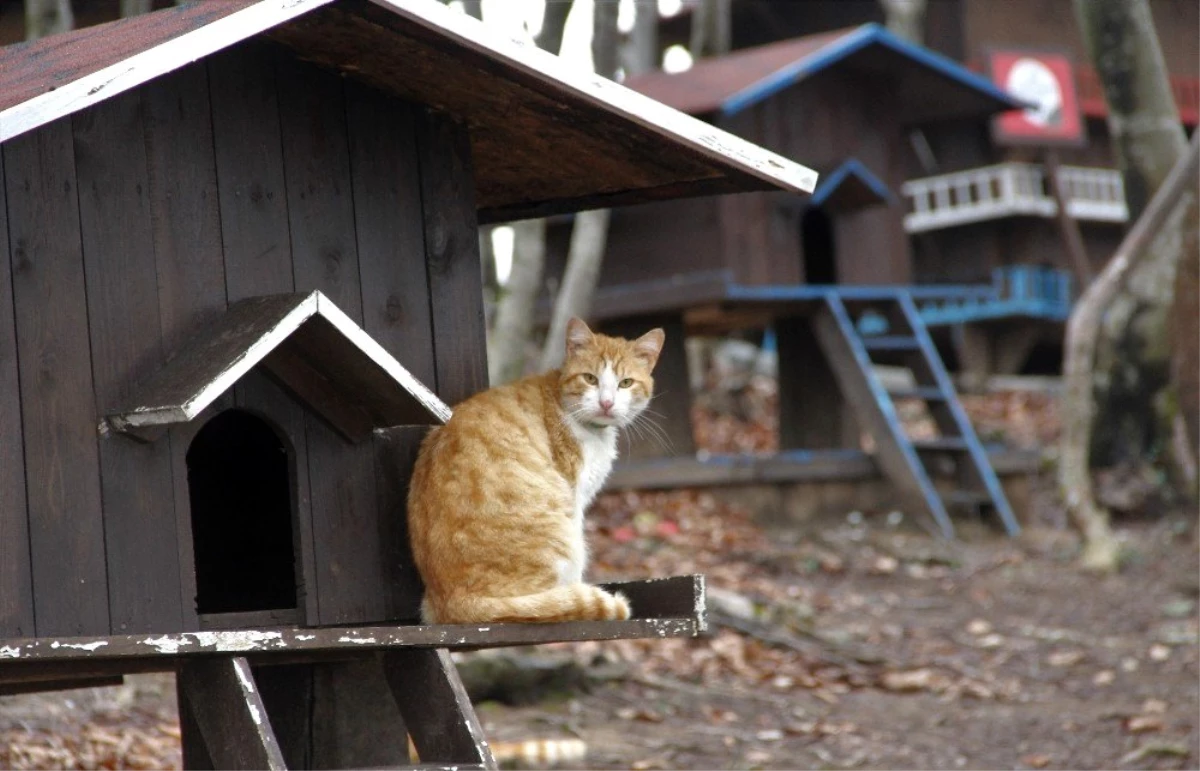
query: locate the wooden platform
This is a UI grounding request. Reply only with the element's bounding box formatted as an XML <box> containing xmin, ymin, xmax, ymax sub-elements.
<box><xmin>604</xmin><ymin>449</ymin><xmax>1041</xmax><ymax>531</ymax></box>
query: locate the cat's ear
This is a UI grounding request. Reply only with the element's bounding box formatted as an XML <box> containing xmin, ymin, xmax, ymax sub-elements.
<box><xmin>565</xmin><ymin>317</ymin><xmax>594</xmax><ymax>358</ymax></box>
<box><xmin>632</xmin><ymin>328</ymin><xmax>665</xmax><ymax>368</ymax></box>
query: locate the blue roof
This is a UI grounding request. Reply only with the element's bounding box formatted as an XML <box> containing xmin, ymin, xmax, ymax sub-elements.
<box><xmin>720</xmin><ymin>23</ymin><xmax>1025</xmax><ymax>118</ymax></box>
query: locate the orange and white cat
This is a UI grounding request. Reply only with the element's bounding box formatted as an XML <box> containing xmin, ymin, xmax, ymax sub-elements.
<box><xmin>407</xmin><ymin>318</ymin><xmax>664</xmax><ymax>624</ymax></box>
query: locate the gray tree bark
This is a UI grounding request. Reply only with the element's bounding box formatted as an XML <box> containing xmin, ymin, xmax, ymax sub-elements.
<box><xmin>489</xmin><ymin>220</ymin><xmax>547</xmax><ymax>385</ymax></box>
<box><xmin>623</xmin><ymin>0</ymin><xmax>659</xmax><ymax>75</ymax></box>
<box><xmin>1059</xmin><ymin>133</ymin><xmax>1199</xmax><ymax>571</ymax></box>
<box><xmin>120</xmin><ymin>0</ymin><xmax>152</xmax><ymax>16</ymax></box>
<box><xmin>689</xmin><ymin>0</ymin><xmax>731</xmax><ymax>58</ymax></box>
<box><xmin>878</xmin><ymin>0</ymin><xmax>926</xmax><ymax>44</ymax></box>
<box><xmin>25</xmin><ymin>0</ymin><xmax>73</xmax><ymax>39</ymax></box>
<box><xmin>539</xmin><ymin>0</ymin><xmax>637</xmax><ymax>370</ymax></box>
<box><xmin>484</xmin><ymin>1</ymin><xmax>575</xmax><ymax>383</ymax></box>
<box><xmin>1074</xmin><ymin>0</ymin><xmax>1189</xmax><ymax>468</ymax></box>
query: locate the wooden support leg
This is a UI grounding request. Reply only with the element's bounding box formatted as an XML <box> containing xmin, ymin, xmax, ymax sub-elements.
<box><xmin>776</xmin><ymin>315</ymin><xmax>855</xmax><ymax>449</ymax></box>
<box><xmin>955</xmin><ymin>324</ymin><xmax>992</xmax><ymax>390</ymax></box>
<box><xmin>602</xmin><ymin>314</ymin><xmax>695</xmax><ymax>459</ymax></box>
<box><xmin>177</xmin><ymin>656</ymin><xmax>286</xmax><ymax>770</ymax></box>
<box><xmin>383</xmin><ymin>648</ymin><xmax>497</xmax><ymax>770</ymax></box>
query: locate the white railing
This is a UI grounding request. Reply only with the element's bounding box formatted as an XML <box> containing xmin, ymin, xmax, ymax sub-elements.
<box><xmin>902</xmin><ymin>163</ymin><xmax>1128</xmax><ymax>233</ymax></box>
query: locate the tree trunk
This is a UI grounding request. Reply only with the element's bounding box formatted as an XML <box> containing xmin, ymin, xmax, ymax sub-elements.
<box><xmin>689</xmin><ymin>0</ymin><xmax>731</xmax><ymax>58</ymax></box>
<box><xmin>1166</xmin><ymin>158</ymin><xmax>1200</xmax><ymax>494</ymax></box>
<box><xmin>460</xmin><ymin>0</ymin><xmax>482</xmax><ymax>20</ymax></box>
<box><xmin>535</xmin><ymin>0</ymin><xmax>573</xmax><ymax>55</ymax></box>
<box><xmin>120</xmin><ymin>0</ymin><xmax>152</xmax><ymax>16</ymax></box>
<box><xmin>1059</xmin><ymin>133</ymin><xmax>1199</xmax><ymax>571</ymax></box>
<box><xmin>489</xmin><ymin>220</ymin><xmax>547</xmax><ymax>385</ymax></box>
<box><xmin>25</xmin><ymin>0</ymin><xmax>73</xmax><ymax>39</ymax></box>
<box><xmin>623</xmin><ymin>0</ymin><xmax>659</xmax><ymax>75</ymax></box>
<box><xmin>540</xmin><ymin>209</ymin><xmax>611</xmax><ymax>370</ymax></box>
<box><xmin>1074</xmin><ymin>0</ymin><xmax>1189</xmax><ymax>467</ymax></box>
<box><xmin>878</xmin><ymin>0</ymin><xmax>926</xmax><ymax>45</ymax></box>
<box><xmin>482</xmin><ymin>1</ymin><xmax>574</xmax><ymax>383</ymax></box>
<box><xmin>537</xmin><ymin>0</ymin><xmax>625</xmax><ymax>369</ymax></box>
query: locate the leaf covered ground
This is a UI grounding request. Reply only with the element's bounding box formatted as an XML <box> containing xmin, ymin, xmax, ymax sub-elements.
<box><xmin>0</xmin><ymin>386</ymin><xmax>1196</xmax><ymax>770</ymax></box>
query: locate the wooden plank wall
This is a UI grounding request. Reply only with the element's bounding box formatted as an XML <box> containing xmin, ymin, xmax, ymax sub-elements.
<box><xmin>0</xmin><ymin>38</ymin><xmax>483</xmax><ymax>638</ymax></box>
<box><xmin>0</xmin><ymin>151</ymin><xmax>34</xmax><ymax>640</ymax></box>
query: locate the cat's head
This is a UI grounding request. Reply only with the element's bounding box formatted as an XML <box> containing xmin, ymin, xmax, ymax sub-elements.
<box><xmin>558</xmin><ymin>317</ymin><xmax>664</xmax><ymax>430</ymax></box>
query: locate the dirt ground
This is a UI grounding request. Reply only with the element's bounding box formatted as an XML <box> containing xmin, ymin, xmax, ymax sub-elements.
<box><xmin>479</xmin><ymin>506</ymin><xmax>1200</xmax><ymax>771</ymax></box>
<box><xmin>1</xmin><ymin>487</ymin><xmax>1195</xmax><ymax>770</ymax></box>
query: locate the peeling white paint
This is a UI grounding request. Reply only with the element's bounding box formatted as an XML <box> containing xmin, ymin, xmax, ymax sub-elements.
<box><xmin>50</xmin><ymin>640</ymin><xmax>108</xmax><ymax>652</ymax></box>
<box><xmin>234</xmin><ymin>660</ymin><xmax>257</xmax><ymax>694</ymax></box>
<box><xmin>193</xmin><ymin>630</ymin><xmax>283</xmax><ymax>651</ymax></box>
<box><xmin>0</xmin><ymin>646</ymin><xmax>20</xmax><ymax>659</ymax></box>
<box><xmin>476</xmin><ymin>627</ymin><xmax>491</xmax><ymax>632</ymax></box>
<box><xmin>140</xmin><ymin>635</ymin><xmax>193</xmax><ymax>655</ymax></box>
<box><xmin>296</xmin><ymin>634</ymin><xmax>315</xmax><ymax>641</ymax></box>
<box><xmin>248</xmin><ymin>702</ymin><xmax>263</xmax><ymax>727</ymax></box>
<box><xmin>337</xmin><ymin>636</ymin><xmax>377</xmax><ymax>645</ymax></box>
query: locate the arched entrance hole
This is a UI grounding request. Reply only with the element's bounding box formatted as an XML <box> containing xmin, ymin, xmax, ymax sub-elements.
<box><xmin>187</xmin><ymin>409</ymin><xmax>298</xmax><ymax>616</ymax></box>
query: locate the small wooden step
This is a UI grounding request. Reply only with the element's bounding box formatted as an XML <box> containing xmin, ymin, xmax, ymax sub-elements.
<box><xmin>887</xmin><ymin>386</ymin><xmax>946</xmax><ymax>401</ymax></box>
<box><xmin>861</xmin><ymin>335</ymin><xmax>921</xmax><ymax>350</ymax></box>
<box><xmin>942</xmin><ymin>490</ymin><xmax>991</xmax><ymax>508</ymax></box>
<box><xmin>912</xmin><ymin>437</ymin><xmax>969</xmax><ymax>452</ymax></box>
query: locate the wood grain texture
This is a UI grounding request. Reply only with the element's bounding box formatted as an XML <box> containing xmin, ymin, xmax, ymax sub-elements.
<box><xmin>383</xmin><ymin>648</ymin><xmax>496</xmax><ymax>769</ymax></box>
<box><xmin>250</xmin><ymin>664</ymin><xmax>314</xmax><ymax>770</ymax></box>
<box><xmin>345</xmin><ymin>81</ymin><xmax>436</xmax><ymax>386</ymax></box>
<box><xmin>208</xmin><ymin>41</ymin><xmax>293</xmax><ymax>302</ymax></box>
<box><xmin>177</xmin><ymin>656</ymin><xmax>286</xmax><ymax>770</ymax></box>
<box><xmin>142</xmin><ymin>61</ymin><xmax>227</xmax><ymax>355</ymax></box>
<box><xmin>776</xmin><ymin>315</ymin><xmax>852</xmax><ymax>450</ymax></box>
<box><xmin>311</xmin><ymin>657</ymin><xmax>413</xmax><ymax>768</ymax></box>
<box><xmin>276</xmin><ymin>51</ymin><xmax>362</xmax><ymax>317</ymax></box>
<box><xmin>415</xmin><ymin>108</ymin><xmax>487</xmax><ymax>407</ymax></box>
<box><xmin>372</xmin><ymin>426</ymin><xmax>429</xmax><ymax>622</ymax></box>
<box><xmin>0</xmin><ymin>150</ymin><xmax>33</xmax><ymax>640</ymax></box>
<box><xmin>4</xmin><ymin>118</ymin><xmax>108</xmax><ymax>637</ymax></box>
<box><xmin>143</xmin><ymin>63</ymin><xmax>230</xmax><ymax>635</ymax></box>
<box><xmin>73</xmin><ymin>89</ymin><xmax>183</xmax><ymax>635</ymax></box>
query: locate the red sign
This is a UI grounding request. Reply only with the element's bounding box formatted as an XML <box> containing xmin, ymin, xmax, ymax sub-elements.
<box><xmin>989</xmin><ymin>49</ymin><xmax>1085</xmax><ymax>146</ymax></box>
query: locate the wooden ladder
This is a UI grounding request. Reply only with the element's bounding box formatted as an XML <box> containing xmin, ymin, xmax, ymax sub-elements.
<box><xmin>177</xmin><ymin>650</ymin><xmax>495</xmax><ymax>770</ymax></box>
<box><xmin>812</xmin><ymin>292</ymin><xmax>1020</xmax><ymax>538</ymax></box>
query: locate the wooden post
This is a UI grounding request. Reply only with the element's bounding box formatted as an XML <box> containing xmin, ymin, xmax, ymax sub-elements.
<box><xmin>1045</xmin><ymin>150</ymin><xmax>1095</xmax><ymax>287</ymax></box>
<box><xmin>777</xmin><ymin>314</ymin><xmax>855</xmax><ymax>449</ymax></box>
<box><xmin>177</xmin><ymin>657</ymin><xmax>286</xmax><ymax>770</ymax></box>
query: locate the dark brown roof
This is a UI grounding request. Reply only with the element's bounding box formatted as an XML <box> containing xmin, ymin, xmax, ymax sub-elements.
<box><xmin>0</xmin><ymin>0</ymin><xmax>818</xmax><ymax>223</ymax></box>
<box><xmin>625</xmin><ymin>24</ymin><xmax>1024</xmax><ymax>123</ymax></box>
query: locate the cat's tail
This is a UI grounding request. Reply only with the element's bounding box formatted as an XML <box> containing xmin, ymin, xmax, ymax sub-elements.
<box><xmin>429</xmin><ymin>584</ymin><xmax>631</xmax><ymax>624</ymax></box>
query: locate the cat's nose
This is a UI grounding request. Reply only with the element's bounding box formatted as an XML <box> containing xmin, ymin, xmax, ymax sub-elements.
<box><xmin>599</xmin><ymin>398</ymin><xmax>614</xmax><ymax>413</ymax></box>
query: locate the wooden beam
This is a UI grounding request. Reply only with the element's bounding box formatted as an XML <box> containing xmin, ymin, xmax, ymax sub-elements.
<box><xmin>383</xmin><ymin>649</ymin><xmax>497</xmax><ymax>769</ymax></box>
<box><xmin>177</xmin><ymin>656</ymin><xmax>286</xmax><ymax>770</ymax></box>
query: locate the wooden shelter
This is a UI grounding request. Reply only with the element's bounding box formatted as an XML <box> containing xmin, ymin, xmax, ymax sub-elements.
<box><xmin>0</xmin><ymin>1</ymin><xmax>815</xmax><ymax>768</ymax></box>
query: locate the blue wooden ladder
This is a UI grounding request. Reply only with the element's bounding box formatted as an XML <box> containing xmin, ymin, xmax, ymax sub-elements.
<box><xmin>812</xmin><ymin>292</ymin><xmax>1020</xmax><ymax>537</ymax></box>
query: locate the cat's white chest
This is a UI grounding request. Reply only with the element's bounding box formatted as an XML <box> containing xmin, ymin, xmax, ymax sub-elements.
<box><xmin>572</xmin><ymin>425</ymin><xmax>617</xmax><ymax>515</ymax></box>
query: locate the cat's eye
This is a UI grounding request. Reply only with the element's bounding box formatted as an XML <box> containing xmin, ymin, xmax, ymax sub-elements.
<box><xmin>582</xmin><ymin>373</ymin><xmax>598</xmax><ymax>385</ymax></box>
<box><xmin>619</xmin><ymin>378</ymin><xmax>634</xmax><ymax>388</ymax></box>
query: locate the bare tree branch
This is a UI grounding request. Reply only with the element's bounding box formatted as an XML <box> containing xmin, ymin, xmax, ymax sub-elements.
<box><xmin>535</xmin><ymin>0</ymin><xmax>574</xmax><ymax>55</ymax></box>
<box><xmin>878</xmin><ymin>0</ymin><xmax>926</xmax><ymax>45</ymax></box>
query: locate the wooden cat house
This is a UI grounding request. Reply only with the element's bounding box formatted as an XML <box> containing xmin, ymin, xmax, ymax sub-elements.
<box><xmin>0</xmin><ymin>0</ymin><xmax>815</xmax><ymax>768</ymax></box>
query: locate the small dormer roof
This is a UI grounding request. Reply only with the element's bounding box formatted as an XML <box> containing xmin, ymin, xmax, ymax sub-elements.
<box><xmin>0</xmin><ymin>0</ymin><xmax>818</xmax><ymax>222</ymax></box>
<box><xmin>107</xmin><ymin>291</ymin><xmax>449</xmax><ymax>443</ymax></box>
<box><xmin>811</xmin><ymin>158</ymin><xmax>895</xmax><ymax>211</ymax></box>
